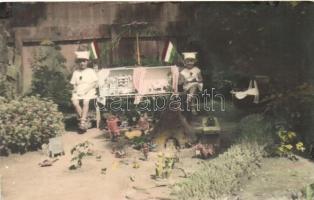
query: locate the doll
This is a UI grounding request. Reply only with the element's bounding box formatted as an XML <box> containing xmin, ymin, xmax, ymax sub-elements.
<box><xmin>106</xmin><ymin>114</ymin><xmax>120</xmax><ymax>141</ymax></box>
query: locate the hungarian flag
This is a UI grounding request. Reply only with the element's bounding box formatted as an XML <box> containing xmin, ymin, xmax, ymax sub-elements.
<box><xmin>89</xmin><ymin>40</ymin><xmax>100</xmax><ymax>60</ymax></box>
<box><xmin>162</xmin><ymin>41</ymin><xmax>178</xmax><ymax>63</ymax></box>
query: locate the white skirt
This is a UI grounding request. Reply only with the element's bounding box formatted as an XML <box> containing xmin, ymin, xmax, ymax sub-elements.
<box><xmin>71</xmin><ymin>89</ymin><xmax>97</xmax><ymax>100</ymax></box>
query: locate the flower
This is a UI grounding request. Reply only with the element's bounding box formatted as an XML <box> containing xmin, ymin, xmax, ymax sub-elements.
<box><xmin>296</xmin><ymin>142</ymin><xmax>305</xmax><ymax>152</ymax></box>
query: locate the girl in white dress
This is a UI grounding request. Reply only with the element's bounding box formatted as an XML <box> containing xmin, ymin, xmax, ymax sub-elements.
<box><xmin>70</xmin><ymin>51</ymin><xmax>98</xmax><ymax>131</ymax></box>
<box><xmin>180</xmin><ymin>52</ymin><xmax>203</xmax><ymax>114</ymax></box>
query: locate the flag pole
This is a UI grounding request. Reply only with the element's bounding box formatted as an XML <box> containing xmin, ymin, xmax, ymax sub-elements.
<box><xmin>136</xmin><ymin>33</ymin><xmax>141</xmax><ymax>65</ymax></box>
<box><xmin>176</xmin><ymin>46</ymin><xmax>185</xmax><ymax>65</ymax></box>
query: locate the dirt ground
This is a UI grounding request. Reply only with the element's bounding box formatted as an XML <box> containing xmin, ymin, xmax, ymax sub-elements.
<box><xmin>2</xmin><ymin>128</ymin><xmax>314</xmax><ymax>200</ymax></box>
<box><xmin>0</xmin><ymin>129</ymin><xmax>201</xmax><ymax>200</ymax></box>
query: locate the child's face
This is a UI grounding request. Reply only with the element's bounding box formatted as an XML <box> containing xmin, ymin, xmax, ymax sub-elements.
<box><xmin>185</xmin><ymin>59</ymin><xmax>196</xmax><ymax>69</ymax></box>
<box><xmin>78</xmin><ymin>59</ymin><xmax>88</xmax><ymax>69</ymax></box>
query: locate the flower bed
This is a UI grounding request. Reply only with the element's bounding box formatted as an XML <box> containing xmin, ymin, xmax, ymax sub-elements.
<box><xmin>175</xmin><ymin>142</ymin><xmax>265</xmax><ymax>200</ymax></box>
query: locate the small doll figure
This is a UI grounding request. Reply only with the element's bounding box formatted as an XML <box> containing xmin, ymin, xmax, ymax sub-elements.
<box><xmin>106</xmin><ymin>114</ymin><xmax>120</xmax><ymax>142</ymax></box>
<box><xmin>142</xmin><ymin>143</ymin><xmax>149</xmax><ymax>160</ymax></box>
<box><xmin>194</xmin><ymin>143</ymin><xmax>215</xmax><ymax>159</ymax></box>
<box><xmin>137</xmin><ymin>113</ymin><xmax>150</xmax><ymax>135</ymax></box>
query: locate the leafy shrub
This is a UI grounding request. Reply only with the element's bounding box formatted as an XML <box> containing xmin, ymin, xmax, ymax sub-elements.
<box><xmin>264</xmin><ymin>83</ymin><xmax>314</xmax><ymax>143</ymax></box>
<box><xmin>155</xmin><ymin>152</ymin><xmax>177</xmax><ymax>179</ymax></box>
<box><xmin>0</xmin><ymin>96</ymin><xmax>64</xmax><ymax>155</ymax></box>
<box><xmin>238</xmin><ymin>114</ymin><xmax>273</xmax><ymax>144</ymax></box>
<box><xmin>0</xmin><ymin>96</ymin><xmax>7</xmax><ymax>104</ymax></box>
<box><xmin>175</xmin><ymin>142</ymin><xmax>265</xmax><ymax>200</ymax></box>
<box><xmin>69</xmin><ymin>141</ymin><xmax>94</xmax><ymax>170</ymax></box>
<box><xmin>31</xmin><ymin>40</ymin><xmax>72</xmax><ymax>111</ymax></box>
<box><xmin>0</xmin><ymin>75</ymin><xmax>16</xmax><ymax>100</ymax></box>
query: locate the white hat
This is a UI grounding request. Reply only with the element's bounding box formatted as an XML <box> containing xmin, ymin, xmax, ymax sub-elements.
<box><xmin>182</xmin><ymin>52</ymin><xmax>197</xmax><ymax>60</ymax></box>
<box><xmin>75</xmin><ymin>51</ymin><xmax>90</xmax><ymax>60</ymax></box>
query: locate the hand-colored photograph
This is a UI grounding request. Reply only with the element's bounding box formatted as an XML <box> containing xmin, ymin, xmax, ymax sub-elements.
<box><xmin>0</xmin><ymin>2</ymin><xmax>313</xmax><ymax>200</ymax></box>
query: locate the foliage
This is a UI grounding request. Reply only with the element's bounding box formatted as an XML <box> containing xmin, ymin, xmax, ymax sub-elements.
<box><xmin>175</xmin><ymin>2</ymin><xmax>314</xmax><ymax>150</ymax></box>
<box><xmin>264</xmin><ymin>83</ymin><xmax>314</xmax><ymax>148</ymax></box>
<box><xmin>31</xmin><ymin>40</ymin><xmax>72</xmax><ymax>111</ymax></box>
<box><xmin>115</xmin><ymin>21</ymin><xmax>159</xmax><ymax>45</ymax></box>
<box><xmin>275</xmin><ymin>129</ymin><xmax>305</xmax><ymax>160</ymax></box>
<box><xmin>155</xmin><ymin>152</ymin><xmax>177</xmax><ymax>179</ymax></box>
<box><xmin>0</xmin><ymin>96</ymin><xmax>7</xmax><ymax>104</ymax></box>
<box><xmin>130</xmin><ymin>135</ymin><xmax>149</xmax><ymax>149</ymax></box>
<box><xmin>0</xmin><ymin>75</ymin><xmax>16</xmax><ymax>100</ymax></box>
<box><xmin>98</xmin><ymin>41</ymin><xmax>111</xmax><ymax>67</ymax></box>
<box><xmin>264</xmin><ymin>83</ymin><xmax>314</xmax><ymax>128</ymax></box>
<box><xmin>302</xmin><ymin>183</ymin><xmax>314</xmax><ymax>200</ymax></box>
<box><xmin>238</xmin><ymin>114</ymin><xmax>273</xmax><ymax>144</ymax></box>
<box><xmin>178</xmin><ymin>3</ymin><xmax>312</xmax><ymax>84</ymax></box>
<box><xmin>211</xmin><ymin>69</ymin><xmax>248</xmax><ymax>96</ymax></box>
<box><xmin>175</xmin><ymin>142</ymin><xmax>265</xmax><ymax>200</ymax></box>
<box><xmin>0</xmin><ymin>96</ymin><xmax>64</xmax><ymax>155</ymax></box>
<box><xmin>69</xmin><ymin>141</ymin><xmax>94</xmax><ymax>170</ymax></box>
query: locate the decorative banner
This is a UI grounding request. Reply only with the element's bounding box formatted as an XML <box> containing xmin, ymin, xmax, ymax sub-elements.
<box><xmin>162</xmin><ymin>41</ymin><xmax>178</xmax><ymax>64</ymax></box>
<box><xmin>89</xmin><ymin>40</ymin><xmax>100</xmax><ymax>60</ymax></box>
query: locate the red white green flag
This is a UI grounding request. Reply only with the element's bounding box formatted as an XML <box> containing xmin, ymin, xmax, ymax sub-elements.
<box><xmin>89</xmin><ymin>40</ymin><xmax>99</xmax><ymax>60</ymax></box>
<box><xmin>162</xmin><ymin>41</ymin><xmax>178</xmax><ymax>63</ymax></box>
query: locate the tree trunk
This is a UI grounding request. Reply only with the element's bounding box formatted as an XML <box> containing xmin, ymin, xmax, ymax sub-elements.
<box><xmin>152</xmin><ymin>109</ymin><xmax>196</xmax><ymax>148</ymax></box>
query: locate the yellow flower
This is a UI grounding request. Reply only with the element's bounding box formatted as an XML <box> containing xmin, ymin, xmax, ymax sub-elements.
<box><xmin>287</xmin><ymin>131</ymin><xmax>296</xmax><ymax>140</ymax></box>
<box><xmin>296</xmin><ymin>142</ymin><xmax>305</xmax><ymax>152</ymax></box>
<box><xmin>284</xmin><ymin>144</ymin><xmax>293</xmax><ymax>150</ymax></box>
<box><xmin>278</xmin><ymin>146</ymin><xmax>285</xmax><ymax>153</ymax></box>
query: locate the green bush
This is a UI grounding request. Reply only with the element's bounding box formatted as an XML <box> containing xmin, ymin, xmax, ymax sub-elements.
<box><xmin>0</xmin><ymin>75</ymin><xmax>16</xmax><ymax>100</ymax></box>
<box><xmin>263</xmin><ymin>83</ymin><xmax>314</xmax><ymax>153</ymax></box>
<box><xmin>0</xmin><ymin>96</ymin><xmax>64</xmax><ymax>155</ymax></box>
<box><xmin>31</xmin><ymin>40</ymin><xmax>72</xmax><ymax>111</ymax></box>
<box><xmin>238</xmin><ymin>114</ymin><xmax>274</xmax><ymax>144</ymax></box>
<box><xmin>175</xmin><ymin>142</ymin><xmax>265</xmax><ymax>200</ymax></box>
